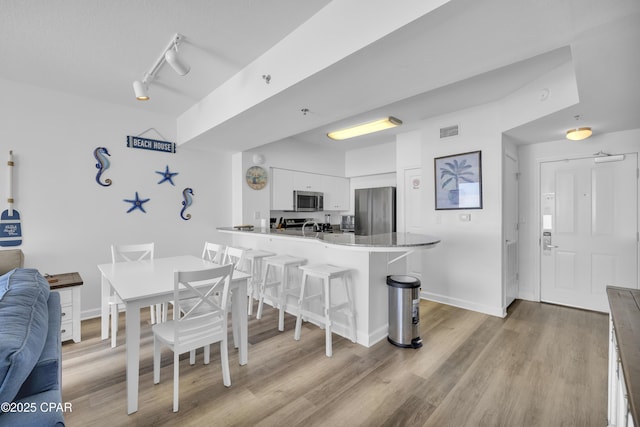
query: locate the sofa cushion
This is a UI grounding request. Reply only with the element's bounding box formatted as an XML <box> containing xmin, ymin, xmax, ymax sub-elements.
<box><xmin>0</xmin><ymin>269</ymin><xmax>50</xmax><ymax>404</ymax></box>
<box><xmin>0</xmin><ymin>249</ymin><xmax>24</xmax><ymax>276</ymax></box>
<box><xmin>14</xmin><ymin>291</ymin><xmax>61</xmax><ymax>401</ymax></box>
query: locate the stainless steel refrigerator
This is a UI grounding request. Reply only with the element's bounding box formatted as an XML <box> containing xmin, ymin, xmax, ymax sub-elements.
<box><xmin>355</xmin><ymin>186</ymin><xmax>396</xmax><ymax>235</ymax></box>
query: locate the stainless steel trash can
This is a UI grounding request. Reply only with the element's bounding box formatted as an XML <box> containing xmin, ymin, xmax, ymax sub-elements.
<box><xmin>387</xmin><ymin>275</ymin><xmax>422</xmax><ymax>348</ymax></box>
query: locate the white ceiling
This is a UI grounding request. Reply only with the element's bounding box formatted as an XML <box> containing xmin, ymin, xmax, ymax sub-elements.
<box><xmin>1</xmin><ymin>0</ymin><xmax>639</xmax><ymax>152</ymax></box>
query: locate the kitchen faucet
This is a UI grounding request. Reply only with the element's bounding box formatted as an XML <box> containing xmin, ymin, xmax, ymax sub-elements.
<box><xmin>302</xmin><ymin>220</ymin><xmax>318</xmax><ymax>235</ymax></box>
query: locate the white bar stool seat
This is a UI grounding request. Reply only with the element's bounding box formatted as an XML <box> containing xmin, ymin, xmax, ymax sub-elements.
<box><xmin>294</xmin><ymin>264</ymin><xmax>356</xmax><ymax>357</ymax></box>
<box><xmin>256</xmin><ymin>254</ymin><xmax>306</xmax><ymax>331</ymax></box>
<box><xmin>242</xmin><ymin>249</ymin><xmax>275</xmax><ymax>315</ymax></box>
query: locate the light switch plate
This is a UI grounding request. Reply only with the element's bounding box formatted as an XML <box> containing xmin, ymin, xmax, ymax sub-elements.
<box><xmin>459</xmin><ymin>213</ymin><xmax>471</xmax><ymax>222</ymax></box>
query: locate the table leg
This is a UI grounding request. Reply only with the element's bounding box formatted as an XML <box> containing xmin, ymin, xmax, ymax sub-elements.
<box><xmin>125</xmin><ymin>301</ymin><xmax>141</xmax><ymax>414</ymax></box>
<box><xmin>233</xmin><ymin>278</ymin><xmax>248</xmax><ymax>365</ymax></box>
<box><xmin>101</xmin><ymin>274</ymin><xmax>110</xmax><ymax>341</ymax></box>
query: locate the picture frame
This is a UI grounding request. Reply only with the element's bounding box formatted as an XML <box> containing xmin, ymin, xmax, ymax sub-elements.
<box><xmin>434</xmin><ymin>150</ymin><xmax>483</xmax><ymax>210</ymax></box>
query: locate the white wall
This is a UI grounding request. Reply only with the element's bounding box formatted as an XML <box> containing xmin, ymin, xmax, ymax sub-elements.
<box><xmin>517</xmin><ymin>128</ymin><xmax>640</xmax><ymax>301</ymax></box>
<box><xmin>345</xmin><ymin>141</ymin><xmax>396</xmax><ymax>177</ymax></box>
<box><xmin>408</xmin><ymin>103</ymin><xmax>505</xmax><ymax>316</ymax></box>
<box><xmin>0</xmin><ymin>78</ymin><xmax>232</xmax><ymax>318</ymax></box>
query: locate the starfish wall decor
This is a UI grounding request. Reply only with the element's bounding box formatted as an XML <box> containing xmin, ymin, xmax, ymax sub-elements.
<box><xmin>156</xmin><ymin>165</ymin><xmax>179</xmax><ymax>186</ymax></box>
<box><xmin>123</xmin><ymin>191</ymin><xmax>150</xmax><ymax>213</ymax></box>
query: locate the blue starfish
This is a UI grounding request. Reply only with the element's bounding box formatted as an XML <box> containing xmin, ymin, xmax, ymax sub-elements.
<box><xmin>123</xmin><ymin>192</ymin><xmax>150</xmax><ymax>213</ymax></box>
<box><xmin>156</xmin><ymin>165</ymin><xmax>179</xmax><ymax>186</ymax></box>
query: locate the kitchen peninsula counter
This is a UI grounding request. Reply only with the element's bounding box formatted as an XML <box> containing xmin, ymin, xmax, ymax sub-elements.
<box><xmin>217</xmin><ymin>227</ymin><xmax>440</xmax><ymax>251</ymax></box>
<box><xmin>218</xmin><ymin>226</ymin><xmax>440</xmax><ymax>347</ymax></box>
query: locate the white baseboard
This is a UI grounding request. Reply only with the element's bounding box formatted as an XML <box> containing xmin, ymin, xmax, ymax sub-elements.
<box><xmin>420</xmin><ymin>290</ymin><xmax>505</xmax><ymax>318</ymax></box>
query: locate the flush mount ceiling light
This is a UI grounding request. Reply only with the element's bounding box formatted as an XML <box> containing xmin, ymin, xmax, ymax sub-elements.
<box><xmin>565</xmin><ymin>115</ymin><xmax>592</xmax><ymax>141</ymax></box>
<box><xmin>327</xmin><ymin>116</ymin><xmax>402</xmax><ymax>140</ymax></box>
<box><xmin>566</xmin><ymin>127</ymin><xmax>593</xmax><ymax>141</ymax></box>
<box><xmin>132</xmin><ymin>33</ymin><xmax>190</xmax><ymax>101</ymax></box>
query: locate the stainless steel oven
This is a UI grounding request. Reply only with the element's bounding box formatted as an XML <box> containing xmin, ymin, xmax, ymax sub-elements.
<box><xmin>293</xmin><ymin>190</ymin><xmax>323</xmax><ymax>212</ymax></box>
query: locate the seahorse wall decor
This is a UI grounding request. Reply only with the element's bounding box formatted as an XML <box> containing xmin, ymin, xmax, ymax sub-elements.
<box><xmin>93</xmin><ymin>147</ymin><xmax>112</xmax><ymax>186</ymax></box>
<box><xmin>180</xmin><ymin>187</ymin><xmax>194</xmax><ymax>220</ymax></box>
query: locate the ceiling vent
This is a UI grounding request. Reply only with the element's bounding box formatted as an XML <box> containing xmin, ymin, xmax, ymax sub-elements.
<box><xmin>440</xmin><ymin>125</ymin><xmax>459</xmax><ymax>139</ymax></box>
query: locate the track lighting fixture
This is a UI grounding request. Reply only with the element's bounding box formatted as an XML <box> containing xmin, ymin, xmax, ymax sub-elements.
<box><xmin>133</xmin><ymin>80</ymin><xmax>149</xmax><ymax>101</ymax></box>
<box><xmin>165</xmin><ymin>47</ymin><xmax>190</xmax><ymax>76</ymax></box>
<box><xmin>132</xmin><ymin>33</ymin><xmax>190</xmax><ymax>101</ymax></box>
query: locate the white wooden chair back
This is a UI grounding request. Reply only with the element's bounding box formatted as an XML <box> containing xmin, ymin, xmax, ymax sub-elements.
<box><xmin>201</xmin><ymin>241</ymin><xmax>225</xmax><ymax>264</ymax></box>
<box><xmin>172</xmin><ymin>264</ymin><xmax>233</xmax><ymax>353</ymax></box>
<box><xmin>223</xmin><ymin>246</ymin><xmax>246</xmax><ymax>271</ymax></box>
<box><xmin>111</xmin><ymin>242</ymin><xmax>155</xmax><ymax>263</ymax></box>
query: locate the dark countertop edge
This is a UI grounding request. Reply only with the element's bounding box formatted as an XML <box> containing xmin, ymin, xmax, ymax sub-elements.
<box><xmin>217</xmin><ymin>227</ymin><xmax>441</xmax><ymax>249</ymax></box>
<box><xmin>607</xmin><ymin>285</ymin><xmax>640</xmax><ymax>425</ymax></box>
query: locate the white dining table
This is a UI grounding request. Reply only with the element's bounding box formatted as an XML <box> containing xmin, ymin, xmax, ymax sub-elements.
<box><xmin>98</xmin><ymin>255</ymin><xmax>250</xmax><ymax>414</ymax></box>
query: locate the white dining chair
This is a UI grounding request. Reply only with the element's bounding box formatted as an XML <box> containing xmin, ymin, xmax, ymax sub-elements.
<box><xmin>202</xmin><ymin>241</ymin><xmax>226</xmax><ymax>264</ymax></box>
<box><xmin>109</xmin><ymin>242</ymin><xmax>157</xmax><ymax>348</ymax></box>
<box><xmin>222</xmin><ymin>246</ymin><xmax>248</xmax><ymax>346</ymax></box>
<box><xmin>223</xmin><ymin>246</ymin><xmax>246</xmax><ymax>271</ymax></box>
<box><xmin>152</xmin><ymin>264</ymin><xmax>234</xmax><ymax>412</ymax></box>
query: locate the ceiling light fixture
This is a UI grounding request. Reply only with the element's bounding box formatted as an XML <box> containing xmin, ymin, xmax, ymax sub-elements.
<box><xmin>165</xmin><ymin>47</ymin><xmax>190</xmax><ymax>76</ymax></box>
<box><xmin>565</xmin><ymin>115</ymin><xmax>592</xmax><ymax>141</ymax></box>
<box><xmin>327</xmin><ymin>116</ymin><xmax>402</xmax><ymax>140</ymax></box>
<box><xmin>132</xmin><ymin>33</ymin><xmax>190</xmax><ymax>101</ymax></box>
<box><xmin>566</xmin><ymin>127</ymin><xmax>593</xmax><ymax>141</ymax></box>
<box><xmin>132</xmin><ymin>80</ymin><xmax>149</xmax><ymax>101</ymax></box>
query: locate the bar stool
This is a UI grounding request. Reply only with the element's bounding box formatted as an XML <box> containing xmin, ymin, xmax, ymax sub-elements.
<box><xmin>294</xmin><ymin>264</ymin><xmax>356</xmax><ymax>357</ymax></box>
<box><xmin>256</xmin><ymin>254</ymin><xmax>307</xmax><ymax>331</ymax></box>
<box><xmin>242</xmin><ymin>249</ymin><xmax>275</xmax><ymax>315</ymax></box>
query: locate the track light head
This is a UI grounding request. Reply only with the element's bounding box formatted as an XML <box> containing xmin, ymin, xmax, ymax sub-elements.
<box><xmin>133</xmin><ymin>33</ymin><xmax>190</xmax><ymax>100</ymax></box>
<box><xmin>165</xmin><ymin>48</ymin><xmax>190</xmax><ymax>76</ymax></box>
<box><xmin>133</xmin><ymin>80</ymin><xmax>149</xmax><ymax>101</ymax></box>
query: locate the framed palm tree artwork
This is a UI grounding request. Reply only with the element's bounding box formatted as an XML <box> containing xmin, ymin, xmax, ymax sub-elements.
<box><xmin>434</xmin><ymin>150</ymin><xmax>482</xmax><ymax>210</ymax></box>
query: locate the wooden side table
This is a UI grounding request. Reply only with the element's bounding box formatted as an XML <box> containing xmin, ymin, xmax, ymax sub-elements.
<box><xmin>47</xmin><ymin>272</ymin><xmax>83</xmax><ymax>343</ymax></box>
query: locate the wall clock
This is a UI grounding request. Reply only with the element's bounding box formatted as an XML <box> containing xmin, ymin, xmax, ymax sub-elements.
<box><xmin>246</xmin><ymin>166</ymin><xmax>267</xmax><ymax>190</ymax></box>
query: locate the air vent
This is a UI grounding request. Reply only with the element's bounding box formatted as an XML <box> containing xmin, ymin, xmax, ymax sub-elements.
<box><xmin>440</xmin><ymin>125</ymin><xmax>459</xmax><ymax>139</ymax></box>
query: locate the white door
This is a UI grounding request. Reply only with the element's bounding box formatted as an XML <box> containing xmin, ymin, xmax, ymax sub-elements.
<box><xmin>540</xmin><ymin>154</ymin><xmax>638</xmax><ymax>312</ymax></box>
<box><xmin>504</xmin><ymin>153</ymin><xmax>519</xmax><ymax>308</ymax></box>
<box><xmin>404</xmin><ymin>167</ymin><xmax>423</xmax><ymax>279</ymax></box>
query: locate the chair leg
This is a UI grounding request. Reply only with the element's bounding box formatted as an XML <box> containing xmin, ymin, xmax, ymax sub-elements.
<box><xmin>204</xmin><ymin>344</ymin><xmax>210</xmax><ymax>365</ymax></box>
<box><xmin>256</xmin><ymin>264</ymin><xmax>271</xmax><ymax>319</ymax></box>
<box><xmin>173</xmin><ymin>352</ymin><xmax>180</xmax><ymax>412</ymax></box>
<box><xmin>189</xmin><ymin>350</ymin><xmax>196</xmax><ymax>365</ymax></box>
<box><xmin>324</xmin><ymin>278</ymin><xmax>332</xmax><ymax>357</ymax></box>
<box><xmin>294</xmin><ymin>272</ymin><xmax>308</xmax><ymax>341</ymax></box>
<box><xmin>220</xmin><ymin>338</ymin><xmax>231</xmax><ymax>387</ymax></box>
<box><xmin>162</xmin><ymin>302</ymin><xmax>169</xmax><ymax>323</ymax></box>
<box><xmin>344</xmin><ymin>276</ymin><xmax>357</xmax><ymax>343</ymax></box>
<box><xmin>150</xmin><ymin>305</ymin><xmax>156</xmax><ymax>324</ymax></box>
<box><xmin>153</xmin><ymin>337</ymin><xmax>161</xmax><ymax>384</ymax></box>
<box><xmin>278</xmin><ymin>266</ymin><xmax>286</xmax><ymax>332</ymax></box>
<box><xmin>110</xmin><ymin>304</ymin><xmax>118</xmax><ymax>348</ymax></box>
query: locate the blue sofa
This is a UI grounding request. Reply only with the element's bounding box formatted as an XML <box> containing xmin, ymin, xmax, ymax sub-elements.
<box><xmin>0</xmin><ymin>267</ymin><xmax>65</xmax><ymax>427</ymax></box>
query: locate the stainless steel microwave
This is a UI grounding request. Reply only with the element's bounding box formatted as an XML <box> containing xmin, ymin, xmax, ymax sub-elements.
<box><xmin>293</xmin><ymin>190</ymin><xmax>323</xmax><ymax>212</ymax></box>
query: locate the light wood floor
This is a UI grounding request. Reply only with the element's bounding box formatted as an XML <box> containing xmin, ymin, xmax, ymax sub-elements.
<box><xmin>61</xmin><ymin>299</ymin><xmax>609</xmax><ymax>427</ymax></box>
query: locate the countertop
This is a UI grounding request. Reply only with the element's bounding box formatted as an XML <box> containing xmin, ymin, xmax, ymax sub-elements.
<box><xmin>607</xmin><ymin>286</ymin><xmax>640</xmax><ymax>425</ymax></box>
<box><xmin>217</xmin><ymin>226</ymin><xmax>441</xmax><ymax>249</ymax></box>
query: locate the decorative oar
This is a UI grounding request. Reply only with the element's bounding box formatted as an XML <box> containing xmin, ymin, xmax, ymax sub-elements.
<box><xmin>0</xmin><ymin>150</ymin><xmax>22</xmax><ymax>246</ymax></box>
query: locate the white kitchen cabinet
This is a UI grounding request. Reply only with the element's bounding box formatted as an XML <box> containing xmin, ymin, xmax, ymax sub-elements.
<box><xmin>271</xmin><ymin>167</ymin><xmax>350</xmax><ymax>211</ymax></box>
<box><xmin>271</xmin><ymin>168</ymin><xmax>295</xmax><ymax>210</ymax></box>
<box><xmin>294</xmin><ymin>171</ymin><xmax>322</xmax><ymax>191</ymax></box>
<box><xmin>322</xmin><ymin>174</ymin><xmax>350</xmax><ymax>211</ymax></box>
